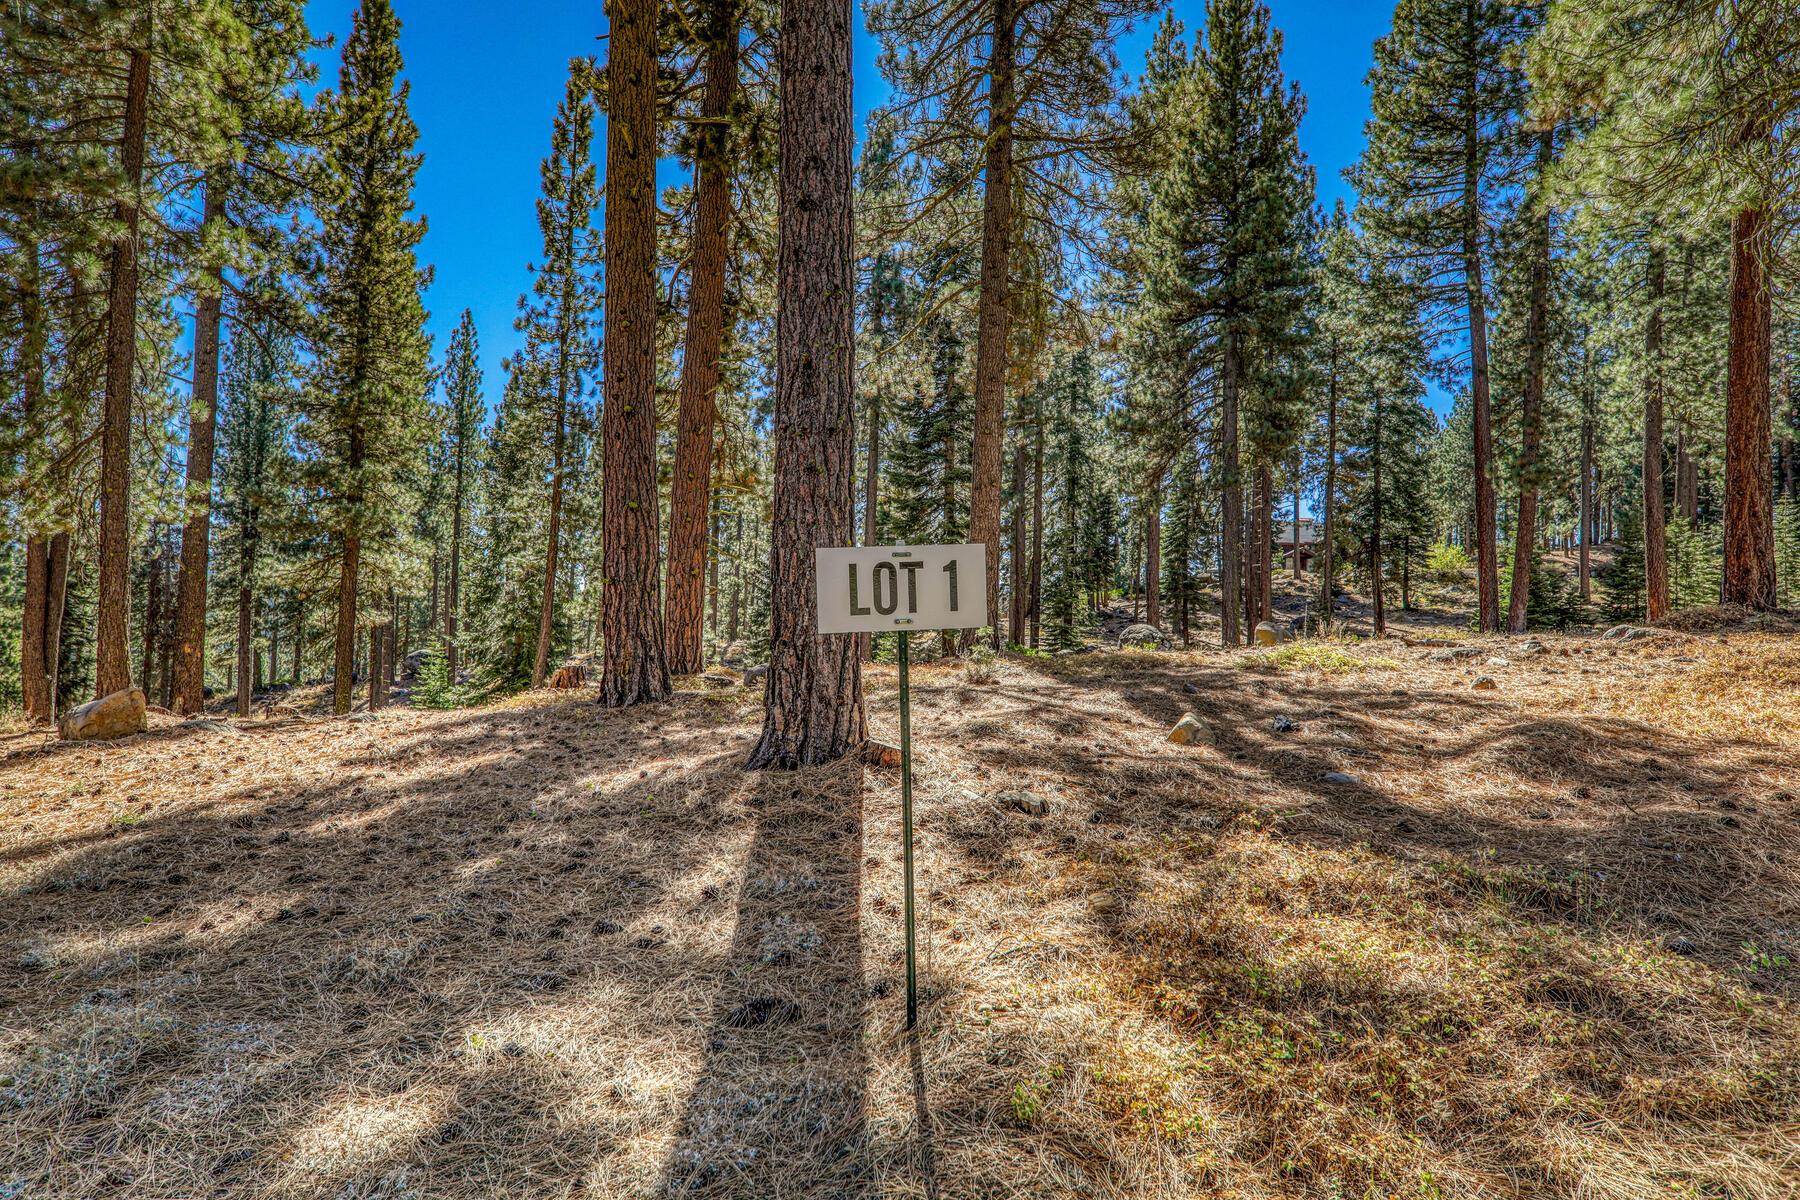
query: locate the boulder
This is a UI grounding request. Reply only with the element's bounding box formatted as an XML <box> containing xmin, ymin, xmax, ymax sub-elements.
<box><xmin>1471</xmin><ymin>675</ymin><xmax>1498</xmax><ymax>691</ymax></box>
<box><xmin>701</xmin><ymin>671</ymin><xmax>737</xmax><ymax>689</ymax></box>
<box><xmin>1428</xmin><ymin>646</ymin><xmax>1483</xmax><ymax>662</ymax></box>
<box><xmin>1168</xmin><ymin>712</ymin><xmax>1211</xmax><ymax>746</ymax></box>
<box><xmin>1116</xmin><ymin>623</ymin><xmax>1172</xmax><ymax>650</ymax></box>
<box><xmin>1000</xmin><ymin>790</ymin><xmax>1049</xmax><ymax>817</ymax></box>
<box><xmin>1601</xmin><ymin>624</ymin><xmax>1656</xmax><ymax>641</ymax></box>
<box><xmin>742</xmin><ymin>665</ymin><xmax>769</xmax><ymax>686</ymax></box>
<box><xmin>57</xmin><ymin>688</ymin><xmax>147</xmax><ymax>742</ymax></box>
<box><xmin>1321</xmin><ymin>770</ymin><xmax>1360</xmax><ymax>786</ymax></box>
<box><xmin>1253</xmin><ymin>621</ymin><xmax>1287</xmax><ymax>647</ymax></box>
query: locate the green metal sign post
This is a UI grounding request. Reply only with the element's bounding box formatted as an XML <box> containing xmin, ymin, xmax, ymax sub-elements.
<box><xmin>814</xmin><ymin>543</ymin><xmax>987</xmax><ymax>1032</ymax></box>
<box><xmin>897</xmin><ymin>628</ymin><xmax>917</xmax><ymax>1029</ymax></box>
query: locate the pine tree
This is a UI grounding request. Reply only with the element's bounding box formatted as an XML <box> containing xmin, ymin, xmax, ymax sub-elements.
<box><xmin>665</xmin><ymin>0</ymin><xmax>745</xmax><ymax>675</ymax></box>
<box><xmin>869</xmin><ymin>0</ymin><xmax>1158</xmax><ymax>648</ymax></box>
<box><xmin>217</xmin><ymin>320</ymin><xmax>296</xmax><ymax>716</ymax></box>
<box><xmin>1137</xmin><ymin>0</ymin><xmax>1313</xmax><ymax>648</ymax></box>
<box><xmin>886</xmin><ymin>318</ymin><xmax>974</xmax><ymax>546</ymax></box>
<box><xmin>439</xmin><ymin>311</ymin><xmax>483</xmax><ymax>682</ymax></box>
<box><xmin>748</xmin><ymin>0</ymin><xmax>864</xmax><ymax>767</ymax></box>
<box><xmin>302</xmin><ymin>0</ymin><xmax>432</xmax><ymax>715</ymax></box>
<box><xmin>1532</xmin><ymin>0</ymin><xmax>1786</xmax><ymax>609</ymax></box>
<box><xmin>1356</xmin><ymin>0</ymin><xmax>1528</xmax><ymax>632</ymax></box>
<box><xmin>598</xmin><ymin>0</ymin><xmax>670</xmax><ymax>707</ymax></box>
<box><xmin>171</xmin><ymin>0</ymin><xmax>315</xmax><ymax>715</ymax></box>
<box><xmin>522</xmin><ymin>62</ymin><xmax>601</xmax><ymax>688</ymax></box>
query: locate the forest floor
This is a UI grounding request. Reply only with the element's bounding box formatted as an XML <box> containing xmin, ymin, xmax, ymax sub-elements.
<box><xmin>2</xmin><ymin>611</ymin><xmax>1798</xmax><ymax>1198</ymax></box>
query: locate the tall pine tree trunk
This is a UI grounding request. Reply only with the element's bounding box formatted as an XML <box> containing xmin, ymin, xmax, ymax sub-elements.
<box><xmin>19</xmin><ymin>234</ymin><xmax>62</xmax><ymax>723</ymax></box>
<box><xmin>1009</xmin><ymin>442</ymin><xmax>1028</xmax><ymax>642</ymax></box>
<box><xmin>237</xmin><ymin>581</ymin><xmax>255</xmax><ymax>718</ymax></box>
<box><xmin>447</xmin><ymin>456</ymin><xmax>465</xmax><ymax>680</ymax></box>
<box><xmin>1644</xmin><ymin>245</ymin><xmax>1670</xmax><ymax>622</ymax></box>
<box><xmin>1461</xmin><ymin>57</ymin><xmax>1499</xmax><ymax>631</ymax></box>
<box><xmin>748</xmin><ymin>0</ymin><xmax>863</xmax><ymax>768</ymax></box>
<box><xmin>1321</xmin><ymin>339</ymin><xmax>1338</xmax><ymax>628</ymax></box>
<box><xmin>968</xmin><ymin>0</ymin><xmax>1015</xmax><ymax>648</ymax></box>
<box><xmin>860</xmin><ymin>381</ymin><xmax>881</xmax><ymax>662</ymax></box>
<box><xmin>1506</xmin><ymin>130</ymin><xmax>1552</xmax><ymax>635</ymax></box>
<box><xmin>174</xmin><ymin>177</ymin><xmax>227</xmax><ymax>714</ymax></box>
<box><xmin>1291</xmin><ymin>451</ymin><xmax>1302</xmax><ymax>580</ymax></box>
<box><xmin>665</xmin><ymin>1</ymin><xmax>740</xmax><ymax>675</ymax></box>
<box><xmin>1371</xmin><ymin>397</ymin><xmax>1385</xmax><ymax>637</ymax></box>
<box><xmin>1029</xmin><ymin>402</ymin><xmax>1044</xmax><ymax>648</ymax></box>
<box><xmin>141</xmin><ymin>535</ymin><xmax>163</xmax><ymax>694</ymax></box>
<box><xmin>1255</xmin><ymin>463</ymin><xmax>1273</xmax><ymax>630</ymax></box>
<box><xmin>600</xmin><ymin>0</ymin><xmax>672</xmax><ymax>707</ymax></box>
<box><xmin>1579</xmin><ymin>386</ymin><xmax>1594</xmax><ymax>600</ymax></box>
<box><xmin>1219</xmin><ymin>333</ymin><xmax>1244</xmax><ymax>648</ymax></box>
<box><xmin>1723</xmin><ymin>204</ymin><xmax>1776</xmax><ymax>609</ymax></box>
<box><xmin>532</xmin><ymin>376</ymin><xmax>568</xmax><ymax>686</ymax></box>
<box><xmin>332</xmin><ymin>424</ymin><xmax>364</xmax><ymax>715</ymax></box>
<box><xmin>96</xmin><ymin>44</ymin><xmax>152</xmax><ymax>698</ymax></box>
<box><xmin>1145</xmin><ymin>468</ymin><xmax>1163</xmax><ymax>629</ymax></box>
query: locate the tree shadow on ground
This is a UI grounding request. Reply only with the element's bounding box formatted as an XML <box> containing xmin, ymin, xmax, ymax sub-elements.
<box><xmin>0</xmin><ymin>693</ymin><xmax>771</xmax><ymax>1198</ymax></box>
<box><xmin>656</xmin><ymin>756</ymin><xmax>871</xmax><ymax>1198</ymax></box>
<box><xmin>950</xmin><ymin>652</ymin><xmax>1797</xmax><ymax>976</ymax></box>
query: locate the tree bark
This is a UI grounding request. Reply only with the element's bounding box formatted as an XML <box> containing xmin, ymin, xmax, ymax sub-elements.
<box><xmin>18</xmin><ymin>235</ymin><xmax>62</xmax><ymax>723</ymax></box>
<box><xmin>141</xmin><ymin>535</ymin><xmax>164</xmax><ymax>696</ymax></box>
<box><xmin>1723</xmin><ymin>205</ymin><xmax>1776</xmax><ymax>609</ymax></box>
<box><xmin>1371</xmin><ymin>395</ymin><xmax>1385</xmax><ymax>637</ymax></box>
<box><xmin>1506</xmin><ymin>130</ymin><xmax>1552</xmax><ymax>634</ymax></box>
<box><xmin>665</xmin><ymin>0</ymin><xmax>740</xmax><ymax>675</ymax></box>
<box><xmin>532</xmin><ymin>373</ymin><xmax>568</xmax><ymax>686</ymax></box>
<box><xmin>174</xmin><ymin>177</ymin><xmax>227</xmax><ymax>713</ymax></box>
<box><xmin>747</xmin><ymin>0</ymin><xmax>864</xmax><ymax>767</ymax></box>
<box><xmin>1579</xmin><ymin>385</ymin><xmax>1594</xmax><ymax>600</ymax></box>
<box><xmin>1008</xmin><ymin>442</ymin><xmax>1027</xmax><ymax>642</ymax></box>
<box><xmin>859</xmin><ymin>372</ymin><xmax>882</xmax><ymax>662</ymax></box>
<box><xmin>1144</xmin><ymin>469</ymin><xmax>1163</xmax><ymax>629</ymax></box>
<box><xmin>1461</xmin><ymin>58</ymin><xmax>1499</xmax><ymax>631</ymax></box>
<box><xmin>332</xmin><ymin>406</ymin><xmax>366</xmax><ymax>714</ymax></box>
<box><xmin>600</xmin><ymin>0</ymin><xmax>672</xmax><ymax>707</ymax></box>
<box><xmin>1028</xmin><ymin>399</ymin><xmax>1044</xmax><ymax>648</ymax></box>
<box><xmin>1219</xmin><ymin>334</ymin><xmax>1244</xmax><ymax>647</ymax></box>
<box><xmin>968</xmin><ymin>0</ymin><xmax>1015</xmax><ymax>648</ymax></box>
<box><xmin>236</xmin><ymin>582</ymin><xmax>254</xmax><ymax>717</ymax></box>
<box><xmin>1255</xmin><ymin>462</ymin><xmax>1273</xmax><ymax>630</ymax></box>
<box><xmin>447</xmin><ymin>448</ymin><xmax>466</xmax><ymax>681</ymax></box>
<box><xmin>1321</xmin><ymin>336</ymin><xmax>1338</xmax><ymax>628</ymax></box>
<box><xmin>1644</xmin><ymin>245</ymin><xmax>1670</xmax><ymax>622</ymax></box>
<box><xmin>95</xmin><ymin>44</ymin><xmax>152</xmax><ymax>698</ymax></box>
<box><xmin>1291</xmin><ymin>450</ymin><xmax>1302</xmax><ymax>579</ymax></box>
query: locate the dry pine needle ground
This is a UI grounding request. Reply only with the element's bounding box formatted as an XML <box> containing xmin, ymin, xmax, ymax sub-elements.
<box><xmin>1</xmin><ymin>627</ymin><xmax>1796</xmax><ymax>1198</ymax></box>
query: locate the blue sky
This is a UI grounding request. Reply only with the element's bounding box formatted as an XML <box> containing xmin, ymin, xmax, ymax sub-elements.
<box><xmin>301</xmin><ymin>0</ymin><xmax>1400</xmax><ymax>412</ymax></box>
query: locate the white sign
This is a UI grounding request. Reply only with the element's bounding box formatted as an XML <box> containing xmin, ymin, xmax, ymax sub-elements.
<box><xmin>816</xmin><ymin>544</ymin><xmax>988</xmax><ymax>634</ymax></box>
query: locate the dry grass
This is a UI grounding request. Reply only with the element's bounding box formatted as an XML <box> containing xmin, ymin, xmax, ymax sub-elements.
<box><xmin>1</xmin><ymin>629</ymin><xmax>1796</xmax><ymax>1198</ymax></box>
